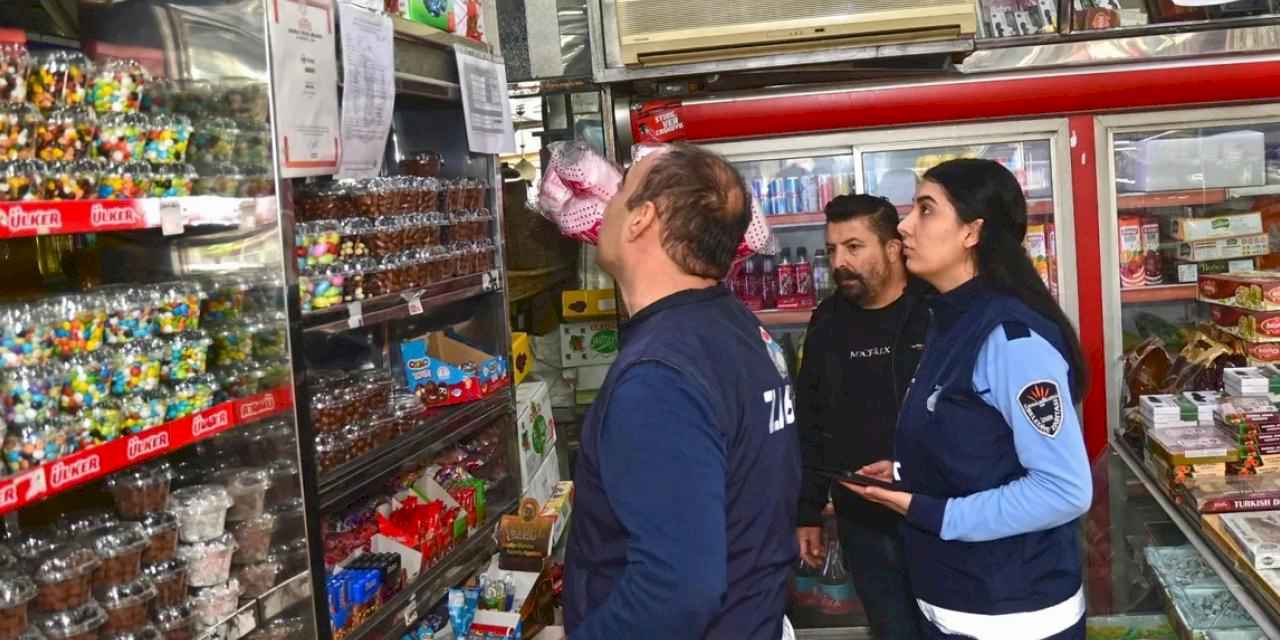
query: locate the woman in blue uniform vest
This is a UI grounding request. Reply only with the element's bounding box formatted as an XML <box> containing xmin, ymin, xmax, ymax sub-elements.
<box><xmin>847</xmin><ymin>158</ymin><xmax>1093</xmax><ymax>639</ymax></box>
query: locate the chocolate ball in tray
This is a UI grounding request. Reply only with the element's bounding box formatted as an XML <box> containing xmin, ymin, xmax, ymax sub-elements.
<box><xmin>229</xmin><ymin>513</ymin><xmax>275</xmax><ymax>566</ymax></box>
<box><xmin>151</xmin><ymin>605</ymin><xmax>194</xmax><ymax>640</ymax></box>
<box><xmin>136</xmin><ymin>513</ymin><xmax>179</xmax><ymax>566</ymax></box>
<box><xmin>90</xmin><ymin>523</ymin><xmax>148</xmax><ymax>589</ymax></box>
<box><xmin>32</xmin><ymin>543</ymin><xmax>100</xmax><ymax>612</ymax></box>
<box><xmin>94</xmin><ymin>575</ymin><xmax>156</xmax><ymax>635</ymax></box>
<box><xmin>35</xmin><ymin>600</ymin><xmax>106</xmax><ymax>640</ymax></box>
<box><xmin>233</xmin><ymin>557</ymin><xmax>280</xmax><ymax>600</ymax></box>
<box><xmin>140</xmin><ymin>559</ymin><xmax>186</xmax><ymax>612</ymax></box>
<box><xmin>106</xmin><ymin>465</ymin><xmax>171</xmax><ymax>520</ymax></box>
<box><xmin>0</xmin><ymin>574</ymin><xmax>37</xmax><ymax>640</ymax></box>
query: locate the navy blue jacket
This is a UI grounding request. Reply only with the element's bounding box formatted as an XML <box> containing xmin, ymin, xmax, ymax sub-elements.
<box><xmin>896</xmin><ymin>278</ymin><xmax>1092</xmax><ymax>638</ymax></box>
<box><xmin>564</xmin><ymin>285</ymin><xmax>801</xmax><ymax>639</ymax></box>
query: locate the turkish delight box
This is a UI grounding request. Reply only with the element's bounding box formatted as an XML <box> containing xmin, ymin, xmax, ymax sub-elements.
<box><xmin>1171</xmin><ymin>212</ymin><xmax>1263</xmax><ymax>241</ymax></box>
<box><xmin>1200</xmin><ymin>271</ymin><xmax>1280</xmax><ymax>311</ymax></box>
<box><xmin>1222</xmin><ymin>511</ymin><xmax>1280</xmax><ymax>570</ymax></box>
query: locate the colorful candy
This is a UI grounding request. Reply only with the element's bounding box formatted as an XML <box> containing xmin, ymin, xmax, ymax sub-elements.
<box><xmin>0</xmin><ymin>304</ymin><xmax>53</xmax><ymax>369</ymax></box>
<box><xmin>0</xmin><ymin>159</ymin><xmax>41</xmax><ymax>201</ymax></box>
<box><xmin>299</xmin><ymin>266</ymin><xmax>344</xmax><ymax>313</ymax></box>
<box><xmin>249</xmin><ymin>314</ymin><xmax>287</xmax><ymax>361</ymax></box>
<box><xmin>166</xmin><ymin>374</ymin><xmax>217</xmax><ymax>420</ymax></box>
<box><xmin>102</xmin><ymin>289</ymin><xmax>153</xmax><ymax>344</ymax></box>
<box><xmin>27</xmin><ymin>51</ymin><xmax>90</xmax><ymax>112</ymax></box>
<box><xmin>144</xmin><ymin>114</ymin><xmax>191</xmax><ymax>164</ymax></box>
<box><xmin>91</xmin><ymin>59</ymin><xmax>148</xmax><ymax>114</ymax></box>
<box><xmin>3</xmin><ymin>418</ymin><xmax>68</xmax><ymax>473</ymax></box>
<box><xmin>60</xmin><ymin>353</ymin><xmax>111</xmax><ymax>414</ymax></box>
<box><xmin>210</xmin><ymin>326</ymin><xmax>252</xmax><ymax>368</ymax></box>
<box><xmin>95</xmin><ymin>112</ymin><xmax>145</xmax><ymax>163</ymax></box>
<box><xmin>152</xmin><ymin>282</ymin><xmax>204</xmax><ymax>335</ymax></box>
<box><xmin>233</xmin><ymin>120</ymin><xmax>269</xmax><ymax>167</ymax></box>
<box><xmin>190</xmin><ymin>118</ymin><xmax>237</xmax><ymax>165</ymax></box>
<box><xmin>108</xmin><ymin>338</ymin><xmax>162</xmax><ymax>396</ymax></box>
<box><xmin>0</xmin><ymin>103</ymin><xmax>38</xmax><ymax>161</ymax></box>
<box><xmin>296</xmin><ymin>221</ymin><xmax>342</xmax><ymax>270</ymax></box>
<box><xmin>202</xmin><ymin>278</ymin><xmax>247</xmax><ymax>325</ymax></box>
<box><xmin>1</xmin><ymin>365</ymin><xmax>59</xmax><ymax>426</ymax></box>
<box><xmin>121</xmin><ymin>390</ymin><xmax>167</xmax><ymax>434</ymax></box>
<box><xmin>161</xmin><ymin>330</ymin><xmax>210</xmax><ymax>383</ymax></box>
<box><xmin>0</xmin><ymin>43</ymin><xmax>29</xmax><ymax>104</ymax></box>
<box><xmin>147</xmin><ymin>163</ymin><xmax>195</xmax><ymax>198</ymax></box>
<box><xmin>65</xmin><ymin>397</ymin><xmax>124</xmax><ymax>448</ymax></box>
<box><xmin>96</xmin><ymin>160</ymin><xmax>149</xmax><ymax>199</ymax></box>
<box><xmin>47</xmin><ymin>295</ymin><xmax>107</xmax><ymax>357</ymax></box>
<box><xmin>37</xmin><ymin>106</ymin><xmax>95</xmax><ymax>163</ymax></box>
<box><xmin>41</xmin><ymin>160</ymin><xmax>94</xmax><ymax>200</ymax></box>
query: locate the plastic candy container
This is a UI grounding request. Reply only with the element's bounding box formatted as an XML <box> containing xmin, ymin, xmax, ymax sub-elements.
<box><xmin>37</xmin><ymin>107</ymin><xmax>95</xmax><ymax>163</ymax></box>
<box><xmin>108</xmin><ymin>338</ymin><xmax>163</xmax><ymax>396</ymax></box>
<box><xmin>39</xmin><ymin>161</ymin><xmax>88</xmax><ymax>201</ymax></box>
<box><xmin>209</xmin><ymin>326</ymin><xmax>251</xmax><ymax>368</ymax></box>
<box><xmin>1</xmin><ymin>364</ymin><xmax>58</xmax><ymax>425</ymax></box>
<box><xmin>169</xmin><ymin>485</ymin><xmax>233</xmax><ymax>543</ymax></box>
<box><xmin>1</xmin><ymin>160</ymin><xmax>41</xmax><ymax>201</ymax></box>
<box><xmin>143</xmin><ymin>115</ymin><xmax>190</xmax><ymax>165</ymax></box>
<box><xmin>188</xmin><ymin>578</ymin><xmax>239</xmax><ymax>628</ymax></box>
<box><xmin>3</xmin><ymin>419</ymin><xmax>66</xmax><ymax>473</ymax></box>
<box><xmin>146</xmin><ymin>164</ymin><xmax>195</xmax><ymax>198</ymax></box>
<box><xmin>298</xmin><ymin>266</ymin><xmax>344</xmax><ymax>313</ymax></box>
<box><xmin>229</xmin><ymin>513</ymin><xmax>275</xmax><ymax>565</ymax></box>
<box><xmin>28</xmin><ymin>52</ymin><xmax>90</xmax><ymax>112</ymax></box>
<box><xmin>32</xmin><ymin>543</ymin><xmax>100</xmax><ymax>612</ymax></box>
<box><xmin>91</xmin><ymin>59</ymin><xmax>148</xmax><ymax>115</ymax></box>
<box><xmin>103</xmin><ymin>292</ymin><xmax>152</xmax><ymax>346</ymax></box>
<box><xmin>91</xmin><ymin>523</ymin><xmax>149</xmax><ymax>588</ymax></box>
<box><xmin>96</xmin><ymin>575</ymin><xmax>157</xmax><ymax>634</ymax></box>
<box><xmin>142</xmin><ymin>559</ymin><xmax>186</xmax><ymax>611</ymax></box>
<box><xmin>47</xmin><ymin>297</ymin><xmax>107</xmax><ymax>359</ymax></box>
<box><xmin>36</xmin><ymin>600</ymin><xmax>106</xmax><ymax>640</ymax></box>
<box><xmin>0</xmin><ymin>304</ymin><xmax>52</xmax><ymax>369</ymax></box>
<box><xmin>232</xmin><ymin>121</ymin><xmax>268</xmax><ymax>167</ymax></box>
<box><xmin>0</xmin><ymin>44</ymin><xmax>29</xmax><ymax>104</ymax></box>
<box><xmin>177</xmin><ymin>533</ymin><xmax>237</xmax><ymax>587</ymax></box>
<box><xmin>121</xmin><ymin>391</ymin><xmax>167</xmax><ymax>434</ymax></box>
<box><xmin>107</xmin><ymin>466</ymin><xmax>171</xmax><ymax>518</ymax></box>
<box><xmin>95</xmin><ymin>114</ymin><xmax>145</xmax><ymax>164</ymax></box>
<box><xmin>234</xmin><ymin>558</ymin><xmax>280</xmax><ymax>599</ymax></box>
<box><xmin>248</xmin><ymin>315</ymin><xmax>286</xmax><ymax>361</ymax></box>
<box><xmin>152</xmin><ymin>283</ymin><xmax>203</xmax><ymax>336</ymax></box>
<box><xmin>223</xmin><ymin>468</ymin><xmax>269</xmax><ymax>522</ymax></box>
<box><xmin>202</xmin><ymin>279</ymin><xmax>246</xmax><ymax>326</ymax></box>
<box><xmin>65</xmin><ymin>398</ymin><xmax>125</xmax><ymax>448</ymax></box>
<box><xmin>0</xmin><ymin>574</ymin><xmax>37</xmax><ymax>640</ymax></box>
<box><xmin>295</xmin><ymin>221</ymin><xmax>342</xmax><ymax>270</ymax></box>
<box><xmin>0</xmin><ymin>104</ymin><xmax>38</xmax><ymax>161</ymax></box>
<box><xmin>160</xmin><ymin>330</ymin><xmax>209</xmax><ymax>383</ymax></box>
<box><xmin>138</xmin><ymin>513</ymin><xmax>180</xmax><ymax>565</ymax></box>
<box><xmin>163</xmin><ymin>375</ymin><xmax>216</xmax><ymax>420</ymax></box>
<box><xmin>96</xmin><ymin>162</ymin><xmax>148</xmax><ymax>200</ymax></box>
<box><xmin>340</xmin><ymin>218</ymin><xmax>371</xmax><ymax>260</ymax></box>
<box><xmin>189</xmin><ymin>118</ymin><xmax>236</xmax><ymax>165</ymax></box>
<box><xmin>59</xmin><ymin>354</ymin><xmax>110</xmax><ymax>414</ymax></box>
<box><xmin>153</xmin><ymin>605</ymin><xmax>195</xmax><ymax>640</ymax></box>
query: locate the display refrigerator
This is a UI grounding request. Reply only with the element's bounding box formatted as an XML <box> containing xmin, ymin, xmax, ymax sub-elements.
<box><xmin>1096</xmin><ymin>102</ymin><xmax>1280</xmax><ymax>637</ymax></box>
<box><xmin>702</xmin><ymin>117</ymin><xmax>1080</xmax><ymax>631</ymax></box>
<box><xmin>0</xmin><ymin>1</ymin><xmax>519</xmax><ymax>639</ymax></box>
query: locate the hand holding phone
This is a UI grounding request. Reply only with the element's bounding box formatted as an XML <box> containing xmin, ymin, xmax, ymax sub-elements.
<box><xmin>805</xmin><ymin>466</ymin><xmax>897</xmax><ymax>491</ymax></box>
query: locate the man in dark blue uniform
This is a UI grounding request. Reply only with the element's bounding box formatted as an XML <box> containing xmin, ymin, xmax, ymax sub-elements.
<box><xmin>563</xmin><ymin>144</ymin><xmax>802</xmax><ymax>640</ymax></box>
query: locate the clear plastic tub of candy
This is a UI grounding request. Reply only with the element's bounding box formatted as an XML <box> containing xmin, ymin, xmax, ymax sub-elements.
<box><xmin>58</xmin><ymin>353</ymin><xmax>109</xmax><ymax>414</ymax></box>
<box><xmin>264</xmin><ymin>458</ymin><xmax>299</xmax><ymax>505</ymax></box>
<box><xmin>190</xmin><ymin>163</ymin><xmax>241</xmax><ymax>198</ymax></box>
<box><xmin>146</xmin><ymin>164</ymin><xmax>195</xmax><ymax>198</ymax></box>
<box><xmin>390</xmin><ymin>392</ymin><xmax>424</xmax><ymax>436</ymax></box>
<box><xmin>152</xmin><ymin>605</ymin><xmax>194</xmax><ymax>640</ymax></box>
<box><xmin>200</xmin><ymin>279</ymin><xmax>247</xmax><ymax>327</ymax></box>
<box><xmin>169</xmin><ymin>485</ymin><xmax>232</xmax><ymax>543</ymax></box>
<box><xmin>90</xmin><ymin>59</ymin><xmax>147</xmax><ymax>115</ymax></box>
<box><xmin>159</xmin><ymin>331</ymin><xmax>209</xmax><ymax>383</ymax></box>
<box><xmin>107</xmin><ymin>339</ymin><xmax>162</xmax><ymax>397</ymax></box>
<box><xmin>400</xmin><ymin>151</ymin><xmax>442</xmax><ymax>178</ymax></box>
<box><xmin>0</xmin><ymin>104</ymin><xmax>39</xmax><ymax>161</ymax></box>
<box><xmin>36</xmin><ymin>600</ymin><xmax>106</xmax><ymax>640</ymax></box>
<box><xmin>296</xmin><ymin>220</ymin><xmax>342</xmax><ymax>271</ymax></box>
<box><xmin>94</xmin><ymin>113</ymin><xmax>146</xmax><ymax>164</ymax></box>
<box><xmin>95</xmin><ymin>575</ymin><xmax>156</xmax><ymax>635</ymax></box>
<box><xmin>0</xmin><ymin>574</ymin><xmax>37</xmax><ymax>640</ymax></box>
<box><xmin>247</xmin><ymin>314</ymin><xmax>287</xmax><ymax>362</ymax></box>
<box><xmin>314</xmin><ymin>432</ymin><xmax>348</xmax><ymax>474</ymax></box>
<box><xmin>163</xmin><ymin>375</ymin><xmax>216</xmax><ymax>420</ymax></box>
<box><xmin>0</xmin><ymin>305</ymin><xmax>52</xmax><ymax>370</ymax></box>
<box><xmin>229</xmin><ymin>513</ymin><xmax>275</xmax><ymax>565</ymax></box>
<box><xmin>27</xmin><ymin>52</ymin><xmax>90</xmax><ymax>112</ymax></box>
<box><xmin>97</xmin><ymin>161</ymin><xmax>149</xmax><ymax>200</ymax></box>
<box><xmin>0</xmin><ymin>44</ymin><xmax>29</xmax><ymax>106</ymax></box>
<box><xmin>141</xmin><ymin>559</ymin><xmax>186</xmax><ymax>611</ymax></box>
<box><xmin>209</xmin><ymin>326</ymin><xmax>251</xmax><ymax>369</ymax></box>
<box><xmin>188</xmin><ymin>579</ymin><xmax>239</xmax><ymax>629</ymax></box>
<box><xmin>177</xmin><ymin>533</ymin><xmax>236</xmax><ymax>588</ymax></box>
<box><xmin>58</xmin><ymin>511</ymin><xmax>119</xmax><ymax>544</ymax></box>
<box><xmin>339</xmin><ymin>217</ymin><xmax>371</xmax><ymax>261</ymax></box>
<box><xmin>121</xmin><ymin>391</ymin><xmax>167</xmax><ymax>435</ymax></box>
<box><xmin>107</xmin><ymin>466</ymin><xmax>170</xmax><ymax>519</ymax></box>
<box><xmin>232</xmin><ymin>122</ymin><xmax>268</xmax><ymax>167</ymax></box>
<box><xmin>32</xmin><ymin>543</ymin><xmax>100</xmax><ymax>612</ymax></box>
<box><xmin>36</xmin><ymin>107</ymin><xmax>95</xmax><ymax>163</ymax></box>
<box><xmin>143</xmin><ymin>114</ymin><xmax>191</xmax><ymax>165</ymax></box>
<box><xmin>309</xmin><ymin>383</ymin><xmax>358</xmax><ymax>434</ymax></box>
<box><xmin>274</xmin><ymin>537</ymin><xmax>308</xmax><ymax>575</ymax></box>
<box><xmin>367</xmin><ymin>216</ymin><xmax>403</xmax><ymax>257</ymax></box>
<box><xmin>1</xmin><ymin>160</ymin><xmax>42</xmax><ymax>201</ymax></box>
<box><xmin>151</xmin><ymin>283</ymin><xmax>203</xmax><ymax>337</ymax></box>
<box><xmin>91</xmin><ymin>524</ymin><xmax>148</xmax><ymax>589</ymax></box>
<box><xmin>189</xmin><ymin>118</ymin><xmax>236</xmax><ymax>165</ymax></box>
<box><xmin>298</xmin><ymin>265</ymin><xmax>344</xmax><ymax>314</ymax></box>
<box><xmin>341</xmin><ymin>261</ymin><xmax>371</xmax><ymax>304</ymax></box>
<box><xmin>234</xmin><ymin>559</ymin><xmax>280</xmax><ymax>600</ymax></box>
<box><xmin>38</xmin><ymin>160</ymin><xmax>94</xmax><ymax>201</ymax></box>
<box><xmin>103</xmin><ymin>624</ymin><xmax>162</xmax><ymax>640</ymax></box>
<box><xmin>214</xmin><ymin>364</ymin><xmax>258</xmax><ymax>400</ymax></box>
<box><xmin>443</xmin><ymin>179</ymin><xmax>464</xmax><ymax>213</ymax></box>
<box><xmin>223</xmin><ymin>468</ymin><xmax>269</xmax><ymax>522</ymax></box>
<box><xmin>137</xmin><ymin>513</ymin><xmax>179</xmax><ymax>565</ymax></box>
<box><xmin>1</xmin><ymin>364</ymin><xmax>58</xmax><ymax>427</ymax></box>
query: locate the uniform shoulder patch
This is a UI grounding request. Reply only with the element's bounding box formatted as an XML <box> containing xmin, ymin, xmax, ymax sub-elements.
<box><xmin>759</xmin><ymin>327</ymin><xmax>790</xmax><ymax>380</ymax></box>
<box><xmin>1018</xmin><ymin>380</ymin><xmax>1063</xmax><ymax>438</ymax></box>
<box><xmin>1002</xmin><ymin>321</ymin><xmax>1032</xmax><ymax>340</ymax></box>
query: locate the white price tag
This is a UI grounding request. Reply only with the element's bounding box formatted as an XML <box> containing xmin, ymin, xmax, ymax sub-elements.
<box><xmin>238</xmin><ymin>200</ymin><xmax>257</xmax><ymax>229</ymax></box>
<box><xmin>160</xmin><ymin>201</ymin><xmax>184</xmax><ymax>236</ymax></box>
<box><xmin>404</xmin><ymin>291</ymin><xmax>424</xmax><ymax>316</ymax></box>
<box><xmin>482</xmin><ymin>270</ymin><xmax>496</xmax><ymax>291</ymax></box>
<box><xmin>347</xmin><ymin>301</ymin><xmax>363</xmax><ymax>329</ymax></box>
<box><xmin>402</xmin><ymin>597</ymin><xmax>418</xmax><ymax>628</ymax></box>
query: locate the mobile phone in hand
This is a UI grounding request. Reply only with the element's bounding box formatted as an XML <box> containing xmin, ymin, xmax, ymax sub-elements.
<box><xmin>805</xmin><ymin>466</ymin><xmax>897</xmax><ymax>491</ymax></box>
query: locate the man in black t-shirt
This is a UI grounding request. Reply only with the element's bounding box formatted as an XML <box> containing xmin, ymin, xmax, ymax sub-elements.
<box><xmin>796</xmin><ymin>194</ymin><xmax>929</xmax><ymax>639</ymax></box>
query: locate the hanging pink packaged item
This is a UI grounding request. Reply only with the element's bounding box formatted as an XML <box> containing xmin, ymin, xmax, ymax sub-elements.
<box><xmin>536</xmin><ymin>141</ymin><xmax>775</xmax><ymax>264</ymax></box>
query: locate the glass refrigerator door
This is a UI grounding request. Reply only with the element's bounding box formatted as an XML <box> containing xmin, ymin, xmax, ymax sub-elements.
<box><xmin>860</xmin><ymin>137</ymin><xmax>1063</xmax><ymax>302</ymax></box>
<box><xmin>1101</xmin><ymin>105</ymin><xmax>1280</xmax><ymax>635</ymax></box>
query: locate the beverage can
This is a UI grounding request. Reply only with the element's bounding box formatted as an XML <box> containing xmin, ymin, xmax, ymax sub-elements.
<box><xmin>752</xmin><ymin>178</ymin><xmax>771</xmax><ymax>216</ymax></box>
<box><xmin>817</xmin><ymin>174</ymin><xmax>834</xmax><ymax>208</ymax></box>
<box><xmin>801</xmin><ymin>175</ymin><xmax>818</xmax><ymax>212</ymax></box>
<box><xmin>771</xmin><ymin>178</ymin><xmax>788</xmax><ymax>214</ymax></box>
<box><xmin>785</xmin><ymin>177</ymin><xmax>802</xmax><ymax>214</ymax></box>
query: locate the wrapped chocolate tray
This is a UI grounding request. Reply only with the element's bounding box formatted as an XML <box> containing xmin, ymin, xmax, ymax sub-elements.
<box><xmin>1221</xmin><ymin>512</ymin><xmax>1280</xmax><ymax>570</ymax></box>
<box><xmin>1147</xmin><ymin>451</ymin><xmax>1226</xmax><ymax>493</ymax></box>
<box><xmin>1185</xmin><ymin>391</ymin><xmax>1226</xmax><ymax>426</ymax></box>
<box><xmin>1148</xmin><ymin>426</ymin><xmax>1242</xmax><ymax>467</ymax></box>
<box><xmin>1182</xmin><ymin>476</ymin><xmax>1280</xmax><ymax>514</ymax></box>
<box><xmin>1216</xmin><ymin>395</ymin><xmax>1280</xmax><ymax>427</ymax></box>
<box><xmin>1142</xmin><ymin>394</ymin><xmax>1203</xmax><ymax>429</ymax></box>
<box><xmin>1224</xmin><ymin>367</ymin><xmax>1280</xmax><ymax>397</ymax></box>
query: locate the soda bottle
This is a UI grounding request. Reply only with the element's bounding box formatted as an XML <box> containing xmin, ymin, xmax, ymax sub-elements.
<box><xmin>813</xmin><ymin>249</ymin><xmax>833</xmax><ymax>301</ymax></box>
<box><xmin>819</xmin><ymin>534</ymin><xmax>854</xmax><ymax>615</ymax></box>
<box><xmin>777</xmin><ymin>248</ymin><xmax>797</xmax><ymax>309</ymax></box>
<box><xmin>795</xmin><ymin>247</ymin><xmax>815</xmax><ymax>309</ymax></box>
<box><xmin>743</xmin><ymin>257</ymin><xmax>763</xmax><ymax>311</ymax></box>
<box><xmin>762</xmin><ymin>255</ymin><xmax>778</xmax><ymax>310</ymax></box>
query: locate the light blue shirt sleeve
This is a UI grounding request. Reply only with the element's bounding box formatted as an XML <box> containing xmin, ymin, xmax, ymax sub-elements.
<box><xmin>937</xmin><ymin>324</ymin><xmax>1093</xmax><ymax>543</ymax></box>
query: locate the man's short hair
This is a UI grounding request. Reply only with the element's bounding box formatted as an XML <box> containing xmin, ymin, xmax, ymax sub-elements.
<box><xmin>625</xmin><ymin>144</ymin><xmax>750</xmax><ymax>280</ymax></box>
<box><xmin>824</xmin><ymin>194</ymin><xmax>901</xmax><ymax>244</ymax></box>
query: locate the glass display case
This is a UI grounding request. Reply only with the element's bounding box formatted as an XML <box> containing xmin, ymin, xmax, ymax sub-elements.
<box><xmin>1099</xmin><ymin>103</ymin><xmax>1280</xmax><ymax>637</ymax></box>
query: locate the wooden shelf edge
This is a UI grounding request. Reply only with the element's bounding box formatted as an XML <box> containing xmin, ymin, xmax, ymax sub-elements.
<box><xmin>1118</xmin><ymin>188</ymin><xmax>1229</xmax><ymax>210</ymax></box>
<box><xmin>765</xmin><ymin>213</ymin><xmax>825</xmax><ymax>229</ymax></box>
<box><xmin>1121</xmin><ymin>284</ymin><xmax>1199</xmax><ymax>303</ymax></box>
<box><xmin>755</xmin><ymin>308</ymin><xmax>814</xmax><ymax>326</ymax></box>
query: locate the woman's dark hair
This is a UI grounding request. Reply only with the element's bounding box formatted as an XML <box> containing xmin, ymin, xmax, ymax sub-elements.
<box><xmin>922</xmin><ymin>158</ymin><xmax>1088</xmax><ymax>399</ymax></box>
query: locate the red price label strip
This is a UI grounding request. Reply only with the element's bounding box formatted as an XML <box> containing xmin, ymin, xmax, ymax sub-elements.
<box><xmin>0</xmin><ymin>385</ymin><xmax>295</xmax><ymax>515</ymax></box>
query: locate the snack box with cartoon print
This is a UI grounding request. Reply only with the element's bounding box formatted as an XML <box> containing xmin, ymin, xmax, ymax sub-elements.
<box><xmin>1200</xmin><ymin>272</ymin><xmax>1280</xmax><ymax>311</ymax></box>
<box><xmin>401</xmin><ymin>332</ymin><xmax>510</xmax><ymax>408</ymax></box>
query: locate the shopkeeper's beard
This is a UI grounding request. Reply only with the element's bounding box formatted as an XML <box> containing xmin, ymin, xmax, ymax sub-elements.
<box><xmin>835</xmin><ymin>260</ymin><xmax>887</xmax><ymax>307</ymax></box>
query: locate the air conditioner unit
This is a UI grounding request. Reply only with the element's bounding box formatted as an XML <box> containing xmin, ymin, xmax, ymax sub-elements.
<box><xmin>615</xmin><ymin>0</ymin><xmax>977</xmax><ymax>67</ymax></box>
